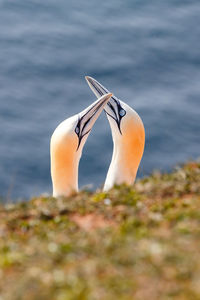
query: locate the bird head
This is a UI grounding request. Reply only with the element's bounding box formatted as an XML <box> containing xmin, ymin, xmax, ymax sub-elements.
<box><xmin>85</xmin><ymin>76</ymin><xmax>145</xmax><ymax>140</ymax></box>
<box><xmin>51</xmin><ymin>93</ymin><xmax>113</xmax><ymax>157</ymax></box>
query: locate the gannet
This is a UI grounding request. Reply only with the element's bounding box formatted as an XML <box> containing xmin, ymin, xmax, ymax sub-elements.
<box><xmin>85</xmin><ymin>76</ymin><xmax>145</xmax><ymax>191</ymax></box>
<box><xmin>50</xmin><ymin>93</ymin><xmax>112</xmax><ymax>197</ymax></box>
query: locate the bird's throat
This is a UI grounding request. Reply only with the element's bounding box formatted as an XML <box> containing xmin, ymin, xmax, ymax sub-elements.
<box><xmin>104</xmin><ymin>120</ymin><xmax>145</xmax><ymax>191</ymax></box>
<box><xmin>51</xmin><ymin>137</ymin><xmax>80</xmax><ymax>197</ymax></box>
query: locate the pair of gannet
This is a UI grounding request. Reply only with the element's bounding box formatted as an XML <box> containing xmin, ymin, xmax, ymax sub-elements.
<box><xmin>50</xmin><ymin>77</ymin><xmax>145</xmax><ymax>197</ymax></box>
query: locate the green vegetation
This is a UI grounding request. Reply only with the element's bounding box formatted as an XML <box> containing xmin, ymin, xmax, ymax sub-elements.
<box><xmin>0</xmin><ymin>161</ymin><xmax>200</xmax><ymax>300</ymax></box>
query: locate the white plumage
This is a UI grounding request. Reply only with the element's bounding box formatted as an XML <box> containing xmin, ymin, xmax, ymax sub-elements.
<box><xmin>50</xmin><ymin>93</ymin><xmax>112</xmax><ymax>197</ymax></box>
<box><xmin>86</xmin><ymin>76</ymin><xmax>145</xmax><ymax>191</ymax></box>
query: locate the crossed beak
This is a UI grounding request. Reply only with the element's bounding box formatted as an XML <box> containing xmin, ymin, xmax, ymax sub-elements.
<box><xmin>85</xmin><ymin>76</ymin><xmax>126</xmax><ymax>134</ymax></box>
<box><xmin>76</xmin><ymin>93</ymin><xmax>112</xmax><ymax>150</ymax></box>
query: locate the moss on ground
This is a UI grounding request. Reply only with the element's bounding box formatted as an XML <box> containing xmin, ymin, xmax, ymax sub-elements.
<box><xmin>0</xmin><ymin>161</ymin><xmax>200</xmax><ymax>300</ymax></box>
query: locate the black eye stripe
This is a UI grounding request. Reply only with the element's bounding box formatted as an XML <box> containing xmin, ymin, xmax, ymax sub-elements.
<box><xmin>89</xmin><ymin>79</ymin><xmax>126</xmax><ymax>135</ymax></box>
<box><xmin>75</xmin><ymin>101</ymin><xmax>104</xmax><ymax>150</ymax></box>
<box><xmin>106</xmin><ymin>111</ymin><xmax>117</xmax><ymax>122</ymax></box>
<box><xmin>107</xmin><ymin>99</ymin><xmax>126</xmax><ymax>122</ymax></box>
<box><xmin>107</xmin><ymin>102</ymin><xmax>118</xmax><ymax>120</ymax></box>
<box><xmin>81</xmin><ymin>114</ymin><xmax>93</xmax><ymax>134</ymax></box>
<box><xmin>80</xmin><ymin>100</ymin><xmax>103</xmax><ymax>134</ymax></box>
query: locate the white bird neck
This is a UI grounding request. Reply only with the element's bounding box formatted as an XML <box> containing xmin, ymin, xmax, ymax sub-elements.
<box><xmin>104</xmin><ymin>115</ymin><xmax>145</xmax><ymax>191</ymax></box>
<box><xmin>51</xmin><ymin>133</ymin><xmax>81</xmax><ymax>197</ymax></box>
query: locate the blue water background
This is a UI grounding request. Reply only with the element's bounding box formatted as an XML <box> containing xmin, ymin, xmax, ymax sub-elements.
<box><xmin>0</xmin><ymin>0</ymin><xmax>199</xmax><ymax>199</ymax></box>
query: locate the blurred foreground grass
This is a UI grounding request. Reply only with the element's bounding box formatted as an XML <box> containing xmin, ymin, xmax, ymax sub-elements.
<box><xmin>0</xmin><ymin>161</ymin><xmax>200</xmax><ymax>300</ymax></box>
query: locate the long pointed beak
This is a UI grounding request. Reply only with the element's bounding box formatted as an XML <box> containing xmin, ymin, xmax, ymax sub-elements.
<box><xmin>76</xmin><ymin>93</ymin><xmax>112</xmax><ymax>150</ymax></box>
<box><xmin>85</xmin><ymin>76</ymin><xmax>126</xmax><ymax>134</ymax></box>
<box><xmin>85</xmin><ymin>76</ymin><xmax>110</xmax><ymax>99</ymax></box>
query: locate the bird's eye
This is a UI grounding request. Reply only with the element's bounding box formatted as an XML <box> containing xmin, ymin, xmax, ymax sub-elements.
<box><xmin>75</xmin><ymin>127</ymin><xmax>80</xmax><ymax>135</ymax></box>
<box><xmin>119</xmin><ymin>109</ymin><xmax>126</xmax><ymax>117</ymax></box>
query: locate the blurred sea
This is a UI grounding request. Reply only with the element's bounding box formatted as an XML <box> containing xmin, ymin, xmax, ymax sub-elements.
<box><xmin>0</xmin><ymin>0</ymin><xmax>200</xmax><ymax>199</ymax></box>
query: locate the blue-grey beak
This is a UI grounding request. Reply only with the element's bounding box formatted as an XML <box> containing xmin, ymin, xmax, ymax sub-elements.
<box><xmin>85</xmin><ymin>76</ymin><xmax>126</xmax><ymax>134</ymax></box>
<box><xmin>75</xmin><ymin>92</ymin><xmax>112</xmax><ymax>150</ymax></box>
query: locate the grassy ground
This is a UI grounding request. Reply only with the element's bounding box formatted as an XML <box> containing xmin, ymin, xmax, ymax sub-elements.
<box><xmin>0</xmin><ymin>161</ymin><xmax>200</xmax><ymax>300</ymax></box>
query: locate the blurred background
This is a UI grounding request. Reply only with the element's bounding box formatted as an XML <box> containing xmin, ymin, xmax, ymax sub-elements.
<box><xmin>0</xmin><ymin>0</ymin><xmax>199</xmax><ymax>200</ymax></box>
